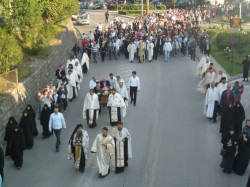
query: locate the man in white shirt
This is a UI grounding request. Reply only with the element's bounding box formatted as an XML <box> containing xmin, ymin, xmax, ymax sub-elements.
<box><xmin>108</xmin><ymin>73</ymin><xmax>117</xmax><ymax>88</ymax></box>
<box><xmin>127</xmin><ymin>71</ymin><xmax>140</xmax><ymax>106</ymax></box>
<box><xmin>49</xmin><ymin>106</ymin><xmax>66</xmax><ymax>152</ymax></box>
<box><xmin>89</xmin><ymin>77</ymin><xmax>98</xmax><ymax>89</ymax></box>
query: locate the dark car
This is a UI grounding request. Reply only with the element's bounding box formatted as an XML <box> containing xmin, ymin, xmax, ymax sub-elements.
<box><xmin>175</xmin><ymin>2</ymin><xmax>191</xmax><ymax>9</ymax></box>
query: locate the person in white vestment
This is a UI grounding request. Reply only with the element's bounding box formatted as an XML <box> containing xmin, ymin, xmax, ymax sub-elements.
<box><xmin>111</xmin><ymin>122</ymin><xmax>132</xmax><ymax>173</ymax></box>
<box><xmin>197</xmin><ymin>68</ymin><xmax>216</xmax><ymax>94</ymax></box>
<box><xmin>83</xmin><ymin>89</ymin><xmax>100</xmax><ymax>128</ymax></box>
<box><xmin>66</xmin><ymin>69</ymin><xmax>77</xmax><ymax>101</ymax></box>
<box><xmin>196</xmin><ymin>54</ymin><xmax>210</xmax><ymax>78</ymax></box>
<box><xmin>217</xmin><ymin>77</ymin><xmax>228</xmax><ymax>99</ymax></box>
<box><xmin>66</xmin><ymin>56</ymin><xmax>75</xmax><ymax>69</ymax></box>
<box><xmin>117</xmin><ymin>80</ymin><xmax>128</xmax><ymax>116</ymax></box>
<box><xmin>147</xmin><ymin>40</ymin><xmax>154</xmax><ymax>62</ymax></box>
<box><xmin>127</xmin><ymin>41</ymin><xmax>136</xmax><ymax>62</ymax></box>
<box><xmin>81</xmin><ymin>52</ymin><xmax>89</xmax><ymax>74</ymax></box>
<box><xmin>107</xmin><ymin>89</ymin><xmax>126</xmax><ymax>126</ymax></box>
<box><xmin>215</xmin><ymin>70</ymin><xmax>228</xmax><ymax>84</ymax></box>
<box><xmin>204</xmin><ymin>83</ymin><xmax>220</xmax><ymax>122</ymax></box>
<box><xmin>68</xmin><ymin>124</ymin><xmax>89</xmax><ymax>173</ymax></box>
<box><xmin>74</xmin><ymin>61</ymin><xmax>83</xmax><ymax>91</ymax></box>
<box><xmin>91</xmin><ymin>127</ymin><xmax>115</xmax><ymax>177</ymax></box>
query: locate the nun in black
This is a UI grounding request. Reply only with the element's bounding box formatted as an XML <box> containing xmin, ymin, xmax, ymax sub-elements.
<box><xmin>220</xmin><ymin>103</ymin><xmax>235</xmax><ymax>135</ymax></box>
<box><xmin>9</xmin><ymin>126</ymin><xmax>25</xmax><ymax>169</ymax></box>
<box><xmin>220</xmin><ymin>128</ymin><xmax>238</xmax><ymax>174</ymax></box>
<box><xmin>234</xmin><ymin>101</ymin><xmax>245</xmax><ymax>136</ymax></box>
<box><xmin>4</xmin><ymin>117</ymin><xmax>18</xmax><ymax>156</ymax></box>
<box><xmin>26</xmin><ymin>104</ymin><xmax>38</xmax><ymax>136</ymax></box>
<box><xmin>40</xmin><ymin>104</ymin><xmax>52</xmax><ymax>138</ymax></box>
<box><xmin>233</xmin><ymin>133</ymin><xmax>250</xmax><ymax>175</ymax></box>
<box><xmin>68</xmin><ymin>124</ymin><xmax>89</xmax><ymax>173</ymax></box>
<box><xmin>19</xmin><ymin>110</ymin><xmax>34</xmax><ymax>149</ymax></box>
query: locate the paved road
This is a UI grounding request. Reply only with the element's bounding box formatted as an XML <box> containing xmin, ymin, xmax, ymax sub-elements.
<box><xmin>4</xmin><ymin>10</ymin><xmax>250</xmax><ymax>187</ymax></box>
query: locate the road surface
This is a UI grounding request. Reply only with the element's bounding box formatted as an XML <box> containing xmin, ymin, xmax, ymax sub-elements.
<box><xmin>4</xmin><ymin>10</ymin><xmax>249</xmax><ymax>187</ymax></box>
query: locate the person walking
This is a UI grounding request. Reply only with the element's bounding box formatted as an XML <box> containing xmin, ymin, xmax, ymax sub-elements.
<box><xmin>127</xmin><ymin>71</ymin><xmax>140</xmax><ymax>106</ymax></box>
<box><xmin>49</xmin><ymin>106</ymin><xmax>66</xmax><ymax>152</ymax></box>
<box><xmin>163</xmin><ymin>39</ymin><xmax>172</xmax><ymax>62</ymax></box>
<box><xmin>105</xmin><ymin>11</ymin><xmax>109</xmax><ymax>23</ymax></box>
<box><xmin>0</xmin><ymin>146</ymin><xmax>4</xmax><ymax>182</ymax></box>
<box><xmin>190</xmin><ymin>38</ymin><xmax>197</xmax><ymax>61</ymax></box>
<box><xmin>242</xmin><ymin>56</ymin><xmax>250</xmax><ymax>82</ymax></box>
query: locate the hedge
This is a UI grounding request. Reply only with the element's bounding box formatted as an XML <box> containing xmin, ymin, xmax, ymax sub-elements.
<box><xmin>123</xmin><ymin>5</ymin><xmax>155</xmax><ymax>10</ymax></box>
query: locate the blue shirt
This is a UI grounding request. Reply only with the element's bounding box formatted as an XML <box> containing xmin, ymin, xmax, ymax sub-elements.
<box><xmin>49</xmin><ymin>112</ymin><xmax>66</xmax><ymax>131</ymax></box>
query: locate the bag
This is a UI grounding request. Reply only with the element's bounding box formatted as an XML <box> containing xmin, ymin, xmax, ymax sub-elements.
<box><xmin>220</xmin><ymin>148</ymin><xmax>227</xmax><ymax>156</ymax></box>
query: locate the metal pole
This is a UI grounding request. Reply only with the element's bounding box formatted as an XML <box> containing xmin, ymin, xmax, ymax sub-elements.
<box><xmin>231</xmin><ymin>45</ymin><xmax>234</xmax><ymax>74</ymax></box>
<box><xmin>142</xmin><ymin>0</ymin><xmax>143</xmax><ymax>16</ymax></box>
<box><xmin>239</xmin><ymin>3</ymin><xmax>242</xmax><ymax>18</ymax></box>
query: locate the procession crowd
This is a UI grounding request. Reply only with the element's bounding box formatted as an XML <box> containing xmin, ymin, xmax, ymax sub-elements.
<box><xmin>1</xmin><ymin>4</ymin><xmax>250</xmax><ymax>184</ymax></box>
<box><xmin>196</xmin><ymin>53</ymin><xmax>250</xmax><ymax>175</ymax></box>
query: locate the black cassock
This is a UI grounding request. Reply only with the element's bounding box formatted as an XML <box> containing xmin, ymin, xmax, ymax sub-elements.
<box><xmin>114</xmin><ymin>137</ymin><xmax>128</xmax><ymax>173</ymax></box>
<box><xmin>234</xmin><ymin>102</ymin><xmax>245</xmax><ymax>136</ymax></box>
<box><xmin>233</xmin><ymin>136</ymin><xmax>250</xmax><ymax>175</ymax></box>
<box><xmin>40</xmin><ymin>105</ymin><xmax>52</xmax><ymax>138</ymax></box>
<box><xmin>86</xmin><ymin>110</ymin><xmax>97</xmax><ymax>128</ymax></box>
<box><xmin>82</xmin><ymin>63</ymin><xmax>88</xmax><ymax>74</ymax></box>
<box><xmin>19</xmin><ymin>115</ymin><xmax>34</xmax><ymax>149</ymax></box>
<box><xmin>242</xmin><ymin>58</ymin><xmax>250</xmax><ymax>79</ymax></box>
<box><xmin>4</xmin><ymin>117</ymin><xmax>18</xmax><ymax>156</ymax></box>
<box><xmin>26</xmin><ymin>105</ymin><xmax>38</xmax><ymax>136</ymax></box>
<box><xmin>9</xmin><ymin>129</ymin><xmax>25</xmax><ymax>168</ymax></box>
<box><xmin>220</xmin><ymin>106</ymin><xmax>235</xmax><ymax>135</ymax></box>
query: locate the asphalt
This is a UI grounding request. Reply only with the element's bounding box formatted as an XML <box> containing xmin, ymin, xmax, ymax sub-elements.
<box><xmin>3</xmin><ymin>10</ymin><xmax>250</xmax><ymax>187</ymax></box>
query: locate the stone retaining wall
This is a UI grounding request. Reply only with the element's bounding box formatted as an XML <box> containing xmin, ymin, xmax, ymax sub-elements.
<box><xmin>0</xmin><ymin>19</ymin><xmax>78</xmax><ymax>144</ymax></box>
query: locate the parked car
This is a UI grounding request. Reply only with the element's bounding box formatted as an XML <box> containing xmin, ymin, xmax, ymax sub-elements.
<box><xmin>175</xmin><ymin>2</ymin><xmax>191</xmax><ymax>9</ymax></box>
<box><xmin>93</xmin><ymin>3</ymin><xmax>104</xmax><ymax>9</ymax></box>
<box><xmin>71</xmin><ymin>15</ymin><xmax>78</xmax><ymax>21</ymax></box>
<box><xmin>165</xmin><ymin>2</ymin><xmax>173</xmax><ymax>8</ymax></box>
<box><xmin>76</xmin><ymin>16</ymin><xmax>90</xmax><ymax>25</ymax></box>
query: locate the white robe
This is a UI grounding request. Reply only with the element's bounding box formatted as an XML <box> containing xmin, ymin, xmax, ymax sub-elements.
<box><xmin>66</xmin><ymin>59</ymin><xmax>75</xmax><ymax>69</ymax></box>
<box><xmin>111</xmin><ymin>127</ymin><xmax>132</xmax><ymax>168</ymax></box>
<box><xmin>204</xmin><ymin>87</ymin><xmax>220</xmax><ymax>118</ymax></box>
<box><xmin>91</xmin><ymin>134</ymin><xmax>115</xmax><ymax>176</ymax></box>
<box><xmin>217</xmin><ymin>82</ymin><xmax>228</xmax><ymax>101</ymax></box>
<box><xmin>127</xmin><ymin>44</ymin><xmax>136</xmax><ymax>61</ymax></box>
<box><xmin>83</xmin><ymin>93</ymin><xmax>100</xmax><ymax>122</ymax></box>
<box><xmin>196</xmin><ymin>56</ymin><xmax>209</xmax><ymax>78</ymax></box>
<box><xmin>81</xmin><ymin>52</ymin><xmax>90</xmax><ymax>70</ymax></box>
<box><xmin>66</xmin><ymin>73</ymin><xmax>77</xmax><ymax>99</ymax></box>
<box><xmin>117</xmin><ymin>84</ymin><xmax>128</xmax><ymax>117</ymax></box>
<box><xmin>215</xmin><ymin>73</ymin><xmax>228</xmax><ymax>83</ymax></box>
<box><xmin>107</xmin><ymin>93</ymin><xmax>126</xmax><ymax>120</ymax></box>
<box><xmin>147</xmin><ymin>43</ymin><xmax>154</xmax><ymax>61</ymax></box>
<box><xmin>197</xmin><ymin>72</ymin><xmax>216</xmax><ymax>94</ymax></box>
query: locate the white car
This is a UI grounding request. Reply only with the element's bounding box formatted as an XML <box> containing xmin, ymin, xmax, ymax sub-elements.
<box><xmin>76</xmin><ymin>16</ymin><xmax>90</xmax><ymax>25</ymax></box>
<box><xmin>71</xmin><ymin>15</ymin><xmax>78</xmax><ymax>21</ymax></box>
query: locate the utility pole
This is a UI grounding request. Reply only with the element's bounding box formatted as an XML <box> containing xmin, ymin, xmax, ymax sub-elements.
<box><xmin>141</xmin><ymin>0</ymin><xmax>143</xmax><ymax>16</ymax></box>
<box><xmin>146</xmin><ymin>0</ymin><xmax>149</xmax><ymax>16</ymax></box>
<box><xmin>239</xmin><ymin>2</ymin><xmax>242</xmax><ymax>18</ymax></box>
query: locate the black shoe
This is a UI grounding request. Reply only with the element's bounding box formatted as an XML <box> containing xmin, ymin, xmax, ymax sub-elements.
<box><xmin>213</xmin><ymin>119</ymin><xmax>217</xmax><ymax>123</ymax></box>
<box><xmin>134</xmin><ymin>103</ymin><xmax>136</xmax><ymax>106</ymax></box>
<box><xmin>56</xmin><ymin>149</ymin><xmax>59</xmax><ymax>152</ymax></box>
<box><xmin>130</xmin><ymin>100</ymin><xmax>133</xmax><ymax>104</ymax></box>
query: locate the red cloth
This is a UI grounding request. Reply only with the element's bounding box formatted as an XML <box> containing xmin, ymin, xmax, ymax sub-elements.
<box><xmin>82</xmin><ymin>40</ymin><xmax>89</xmax><ymax>47</ymax></box>
<box><xmin>226</xmin><ymin>91</ymin><xmax>230</xmax><ymax>101</ymax></box>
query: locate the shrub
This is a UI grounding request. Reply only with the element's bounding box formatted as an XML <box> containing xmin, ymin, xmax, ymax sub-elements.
<box><xmin>124</xmin><ymin>5</ymin><xmax>155</xmax><ymax>10</ymax></box>
<box><xmin>206</xmin><ymin>30</ymin><xmax>217</xmax><ymax>38</ymax></box>
<box><xmin>160</xmin><ymin>5</ymin><xmax>166</xmax><ymax>10</ymax></box>
<box><xmin>0</xmin><ymin>29</ymin><xmax>23</xmax><ymax>73</ymax></box>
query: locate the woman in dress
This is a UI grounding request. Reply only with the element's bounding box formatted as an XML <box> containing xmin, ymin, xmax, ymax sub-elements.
<box><xmin>19</xmin><ymin>111</ymin><xmax>34</xmax><ymax>149</ymax></box>
<box><xmin>40</xmin><ymin>104</ymin><xmax>52</xmax><ymax>138</ymax></box>
<box><xmin>25</xmin><ymin>104</ymin><xmax>38</xmax><ymax>136</ymax></box>
<box><xmin>4</xmin><ymin>117</ymin><xmax>18</xmax><ymax>156</ymax></box>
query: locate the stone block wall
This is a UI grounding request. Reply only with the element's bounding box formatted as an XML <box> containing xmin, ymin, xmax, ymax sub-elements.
<box><xmin>0</xmin><ymin>19</ymin><xmax>78</xmax><ymax>144</ymax></box>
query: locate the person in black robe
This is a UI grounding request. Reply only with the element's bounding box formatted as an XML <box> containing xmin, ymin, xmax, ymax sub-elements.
<box><xmin>19</xmin><ymin>110</ymin><xmax>34</xmax><ymax>149</ymax></box>
<box><xmin>68</xmin><ymin>124</ymin><xmax>88</xmax><ymax>173</ymax></box>
<box><xmin>4</xmin><ymin>117</ymin><xmax>18</xmax><ymax>156</ymax></box>
<box><xmin>220</xmin><ymin>103</ymin><xmax>235</xmax><ymax>135</ymax></box>
<box><xmin>40</xmin><ymin>104</ymin><xmax>52</xmax><ymax>138</ymax></box>
<box><xmin>181</xmin><ymin>39</ymin><xmax>187</xmax><ymax>56</ymax></box>
<box><xmin>234</xmin><ymin>101</ymin><xmax>245</xmax><ymax>136</ymax></box>
<box><xmin>25</xmin><ymin>104</ymin><xmax>38</xmax><ymax>136</ymax></box>
<box><xmin>242</xmin><ymin>56</ymin><xmax>250</xmax><ymax>82</ymax></box>
<box><xmin>220</xmin><ymin>128</ymin><xmax>237</xmax><ymax>174</ymax></box>
<box><xmin>123</xmin><ymin>38</ymin><xmax>129</xmax><ymax>59</ymax></box>
<box><xmin>0</xmin><ymin>146</ymin><xmax>4</xmax><ymax>182</ymax></box>
<box><xmin>9</xmin><ymin>126</ymin><xmax>25</xmax><ymax>169</ymax></box>
<box><xmin>233</xmin><ymin>133</ymin><xmax>250</xmax><ymax>175</ymax></box>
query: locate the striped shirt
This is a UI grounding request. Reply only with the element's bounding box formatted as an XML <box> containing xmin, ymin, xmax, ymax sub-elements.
<box><xmin>92</xmin><ymin>45</ymin><xmax>98</xmax><ymax>53</ymax></box>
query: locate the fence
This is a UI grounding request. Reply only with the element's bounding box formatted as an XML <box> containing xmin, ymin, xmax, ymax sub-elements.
<box><xmin>0</xmin><ymin>69</ymin><xmax>18</xmax><ymax>93</ymax></box>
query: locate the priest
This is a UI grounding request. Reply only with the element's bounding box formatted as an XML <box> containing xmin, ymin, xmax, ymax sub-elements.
<box><xmin>127</xmin><ymin>41</ymin><xmax>136</xmax><ymax>62</ymax></box>
<box><xmin>81</xmin><ymin>51</ymin><xmax>89</xmax><ymax>74</ymax></box>
<box><xmin>117</xmin><ymin>80</ymin><xmax>128</xmax><ymax>117</ymax></box>
<box><xmin>91</xmin><ymin>127</ymin><xmax>115</xmax><ymax>178</ymax></box>
<box><xmin>83</xmin><ymin>89</ymin><xmax>100</xmax><ymax>128</ymax></box>
<box><xmin>66</xmin><ymin>69</ymin><xmax>77</xmax><ymax>101</ymax></box>
<box><xmin>107</xmin><ymin>89</ymin><xmax>126</xmax><ymax>126</ymax></box>
<box><xmin>147</xmin><ymin>40</ymin><xmax>154</xmax><ymax>62</ymax></box>
<box><xmin>197</xmin><ymin>68</ymin><xmax>216</xmax><ymax>94</ymax></box>
<box><xmin>111</xmin><ymin>122</ymin><xmax>132</xmax><ymax>173</ymax></box>
<box><xmin>204</xmin><ymin>82</ymin><xmax>220</xmax><ymax>122</ymax></box>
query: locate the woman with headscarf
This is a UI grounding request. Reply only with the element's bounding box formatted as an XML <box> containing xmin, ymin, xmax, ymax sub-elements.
<box><xmin>4</xmin><ymin>117</ymin><xmax>18</xmax><ymax>156</ymax></box>
<box><xmin>234</xmin><ymin>101</ymin><xmax>245</xmax><ymax>136</ymax></box>
<box><xmin>40</xmin><ymin>104</ymin><xmax>52</xmax><ymax>138</ymax></box>
<box><xmin>68</xmin><ymin>124</ymin><xmax>89</xmax><ymax>173</ymax></box>
<box><xmin>220</xmin><ymin>128</ymin><xmax>237</xmax><ymax>174</ymax></box>
<box><xmin>19</xmin><ymin>111</ymin><xmax>34</xmax><ymax>149</ymax></box>
<box><xmin>220</xmin><ymin>103</ymin><xmax>235</xmax><ymax>135</ymax></box>
<box><xmin>233</xmin><ymin>133</ymin><xmax>250</xmax><ymax>175</ymax></box>
<box><xmin>25</xmin><ymin>104</ymin><xmax>38</xmax><ymax>136</ymax></box>
<box><xmin>9</xmin><ymin>126</ymin><xmax>25</xmax><ymax>169</ymax></box>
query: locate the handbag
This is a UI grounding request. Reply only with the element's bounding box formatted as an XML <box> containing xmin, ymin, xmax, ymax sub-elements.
<box><xmin>220</xmin><ymin>148</ymin><xmax>227</xmax><ymax>156</ymax></box>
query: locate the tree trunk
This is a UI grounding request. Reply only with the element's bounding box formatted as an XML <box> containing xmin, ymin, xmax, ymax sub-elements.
<box><xmin>146</xmin><ymin>0</ymin><xmax>149</xmax><ymax>16</ymax></box>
